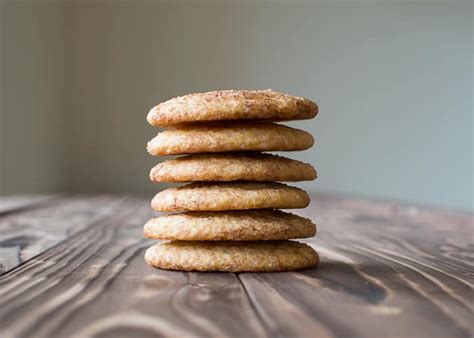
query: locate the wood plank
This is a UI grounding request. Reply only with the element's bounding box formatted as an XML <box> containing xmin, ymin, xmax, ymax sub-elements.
<box><xmin>0</xmin><ymin>194</ymin><xmax>472</xmax><ymax>337</ymax></box>
<box><xmin>0</xmin><ymin>195</ymin><xmax>126</xmax><ymax>274</ymax></box>
<box><xmin>239</xmin><ymin>196</ymin><xmax>473</xmax><ymax>338</ymax></box>
<box><xmin>0</xmin><ymin>194</ymin><xmax>58</xmax><ymax>215</ymax></box>
<box><xmin>0</xmin><ymin>197</ymin><xmax>269</xmax><ymax>338</ymax></box>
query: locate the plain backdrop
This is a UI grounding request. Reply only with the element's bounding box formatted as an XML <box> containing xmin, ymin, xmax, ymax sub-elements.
<box><xmin>0</xmin><ymin>1</ymin><xmax>473</xmax><ymax>211</ymax></box>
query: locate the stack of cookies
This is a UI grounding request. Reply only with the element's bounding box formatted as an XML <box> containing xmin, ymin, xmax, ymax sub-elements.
<box><xmin>144</xmin><ymin>89</ymin><xmax>319</xmax><ymax>272</ymax></box>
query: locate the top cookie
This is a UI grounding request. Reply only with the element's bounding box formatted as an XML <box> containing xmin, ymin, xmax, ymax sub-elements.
<box><xmin>147</xmin><ymin>89</ymin><xmax>318</xmax><ymax>127</ymax></box>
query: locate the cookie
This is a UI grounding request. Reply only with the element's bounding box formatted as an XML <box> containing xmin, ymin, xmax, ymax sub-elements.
<box><xmin>150</xmin><ymin>153</ymin><xmax>317</xmax><ymax>183</ymax></box>
<box><xmin>147</xmin><ymin>89</ymin><xmax>318</xmax><ymax>127</ymax></box>
<box><xmin>151</xmin><ymin>182</ymin><xmax>310</xmax><ymax>211</ymax></box>
<box><xmin>144</xmin><ymin>240</ymin><xmax>319</xmax><ymax>272</ymax></box>
<box><xmin>144</xmin><ymin>210</ymin><xmax>316</xmax><ymax>241</ymax></box>
<box><xmin>146</xmin><ymin>122</ymin><xmax>314</xmax><ymax>156</ymax></box>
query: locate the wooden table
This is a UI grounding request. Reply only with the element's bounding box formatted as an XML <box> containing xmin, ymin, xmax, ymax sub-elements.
<box><xmin>0</xmin><ymin>194</ymin><xmax>472</xmax><ymax>338</ymax></box>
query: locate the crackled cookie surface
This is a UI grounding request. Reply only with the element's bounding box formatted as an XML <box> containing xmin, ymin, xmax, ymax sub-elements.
<box><xmin>144</xmin><ymin>240</ymin><xmax>319</xmax><ymax>272</ymax></box>
<box><xmin>147</xmin><ymin>89</ymin><xmax>318</xmax><ymax>127</ymax></box>
<box><xmin>146</xmin><ymin>122</ymin><xmax>314</xmax><ymax>156</ymax></box>
<box><xmin>150</xmin><ymin>153</ymin><xmax>317</xmax><ymax>182</ymax></box>
<box><xmin>144</xmin><ymin>210</ymin><xmax>316</xmax><ymax>241</ymax></box>
<box><xmin>151</xmin><ymin>182</ymin><xmax>310</xmax><ymax>211</ymax></box>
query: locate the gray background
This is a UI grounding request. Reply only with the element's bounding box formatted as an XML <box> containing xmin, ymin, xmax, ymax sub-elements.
<box><xmin>1</xmin><ymin>1</ymin><xmax>472</xmax><ymax>210</ymax></box>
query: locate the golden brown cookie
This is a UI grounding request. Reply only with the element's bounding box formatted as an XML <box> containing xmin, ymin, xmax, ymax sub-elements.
<box><xmin>144</xmin><ymin>210</ymin><xmax>316</xmax><ymax>241</ymax></box>
<box><xmin>144</xmin><ymin>240</ymin><xmax>319</xmax><ymax>272</ymax></box>
<box><xmin>150</xmin><ymin>153</ymin><xmax>317</xmax><ymax>183</ymax></box>
<box><xmin>147</xmin><ymin>89</ymin><xmax>318</xmax><ymax>127</ymax></box>
<box><xmin>146</xmin><ymin>122</ymin><xmax>314</xmax><ymax>156</ymax></box>
<box><xmin>151</xmin><ymin>182</ymin><xmax>310</xmax><ymax>211</ymax></box>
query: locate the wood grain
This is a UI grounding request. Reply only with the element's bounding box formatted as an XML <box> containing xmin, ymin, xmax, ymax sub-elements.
<box><xmin>0</xmin><ymin>195</ymin><xmax>58</xmax><ymax>215</ymax></box>
<box><xmin>0</xmin><ymin>195</ymin><xmax>126</xmax><ymax>274</ymax></box>
<box><xmin>0</xmin><ymin>194</ymin><xmax>472</xmax><ymax>338</ymax></box>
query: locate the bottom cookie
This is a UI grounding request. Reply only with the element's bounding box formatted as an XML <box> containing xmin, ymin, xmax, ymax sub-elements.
<box><xmin>144</xmin><ymin>240</ymin><xmax>319</xmax><ymax>272</ymax></box>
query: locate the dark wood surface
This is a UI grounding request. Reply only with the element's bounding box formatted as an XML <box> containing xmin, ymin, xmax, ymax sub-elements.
<box><xmin>0</xmin><ymin>194</ymin><xmax>472</xmax><ymax>338</ymax></box>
